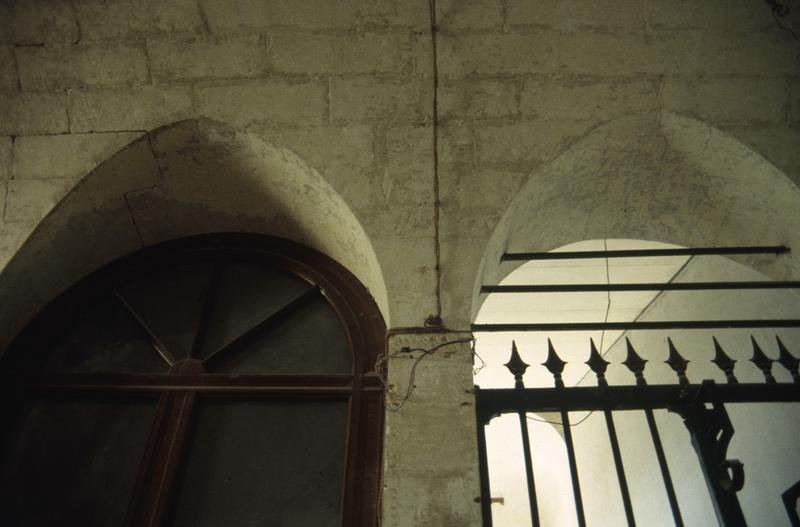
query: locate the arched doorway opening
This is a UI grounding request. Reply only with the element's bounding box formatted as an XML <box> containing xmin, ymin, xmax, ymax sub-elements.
<box><xmin>473</xmin><ymin>238</ymin><xmax>800</xmax><ymax>526</ymax></box>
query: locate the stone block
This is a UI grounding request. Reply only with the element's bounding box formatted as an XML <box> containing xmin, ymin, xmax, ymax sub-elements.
<box><xmin>202</xmin><ymin>0</ymin><xmax>429</xmax><ymax>32</ymax></box>
<box><xmin>383</xmin><ymin>332</ymin><xmax>481</xmax><ymax>526</ymax></box>
<box><xmin>644</xmin><ymin>0</ymin><xmax>773</xmax><ymax>30</ymax></box>
<box><xmin>439</xmin><ymin>237</ymin><xmax>486</xmax><ymax>327</ymax></box>
<box><xmin>69</xmin><ymin>86</ymin><xmax>193</xmax><ymax>132</ymax></box>
<box><xmin>412</xmin><ymin>34</ymin><xmax>434</xmax><ymax>76</ymax></box>
<box><xmin>381</xmin><ymin>125</ymin><xmax>434</xmax><ymax>206</ymax></box>
<box><xmin>12</xmin><ymin>132</ymin><xmax>140</xmax><ymax>181</ymax></box>
<box><xmin>0</xmin><ymin>222</ymin><xmax>31</xmax><ymax>270</ymax></box>
<box><xmin>386</xmin><ymin>332</ymin><xmax>476</xmax><ymax>407</ymax></box>
<box><xmin>75</xmin><ymin>0</ymin><xmax>203</xmax><ymax>41</ymax></box>
<box><xmin>0</xmin><ymin>4</ymin><xmax>10</xmax><ymax>44</ymax></box>
<box><xmin>83</xmin><ymin>136</ymin><xmax>161</xmax><ymax>212</ymax></box>
<box><xmin>148</xmin><ymin>35</ymin><xmax>266</xmax><ymax>82</ymax></box>
<box><xmin>370</xmin><ymin>236</ymin><xmax>438</xmax><ymax>327</ymax></box>
<box><xmin>200</xmin><ymin>0</ymin><xmax>361</xmax><ymax>32</ymax></box>
<box><xmin>647</xmin><ymin>31</ymin><xmax>798</xmax><ymax>77</ymax></box>
<box><xmin>123</xmin><ymin>186</ymin><xmax>248</xmax><ymax>247</ymax></box>
<box><xmin>256</xmin><ymin>125</ymin><xmax>376</xmax><ymax>208</ymax></box>
<box><xmin>1</xmin><ymin>46</ymin><xmax>17</xmax><ymax>90</ymax></box>
<box><xmin>438</xmin><ymin>122</ymin><xmax>475</xmax><ymax>166</ymax></box>
<box><xmin>5</xmin><ymin>178</ymin><xmax>71</xmax><ymax>223</ymax></box>
<box><xmin>507</xmin><ymin>0</ymin><xmax>771</xmax><ymax>31</ymax></box>
<box><xmin>440</xmin><ymin>79</ymin><xmax>518</xmax><ymax>119</ymax></box>
<box><xmin>663</xmin><ymin>78</ymin><xmax>786</xmax><ymax>124</ymax></box>
<box><xmin>521</xmin><ymin>78</ymin><xmax>659</xmax><ymax>121</ymax></box>
<box><xmin>440</xmin><ymin>30</ymin><xmax>798</xmax><ymax>77</ymax></box>
<box><xmin>258</xmin><ymin>125</ymin><xmax>374</xmax><ymax>174</ymax></box>
<box><xmin>441</xmin><ymin>206</ymin><xmax>499</xmax><ymax>241</ymax></box>
<box><xmin>436</xmin><ymin>0</ymin><xmax>503</xmax><ymax>31</ymax></box>
<box><xmin>508</xmin><ymin>0</ymin><xmax>644</xmax><ymax>29</ymax></box>
<box><xmin>0</xmin><ymin>137</ymin><xmax>10</xmax><ymax>181</ymax></box>
<box><xmin>439</xmin><ymin>165</ymin><xmax>525</xmax><ymax>213</ymax></box>
<box><xmin>0</xmin><ymin>92</ymin><xmax>68</xmax><ymax>135</ymax></box>
<box><xmin>195</xmin><ymin>80</ymin><xmax>327</xmax><ymax>127</ymax></box>
<box><xmin>16</xmin><ymin>44</ymin><xmax>148</xmax><ymax>90</ymax></box>
<box><xmin>330</xmin><ymin>77</ymin><xmax>429</xmax><ymax>123</ymax></box>
<box><xmin>382</xmin><ymin>473</ymin><xmax>481</xmax><ymax>527</ymax></box>
<box><xmin>361</xmin><ymin>205</ymin><xmax>435</xmax><ymax>239</ymax></box>
<box><xmin>271</xmin><ymin>31</ymin><xmax>412</xmax><ymax>75</ymax></box>
<box><xmin>546</xmin><ymin>31</ymin><xmax>665</xmax><ymax>76</ymax></box>
<box><xmin>476</xmin><ymin>119</ymin><xmax>590</xmax><ymax>166</ymax></box>
<box><xmin>790</xmin><ymin>80</ymin><xmax>800</xmax><ymax>124</ymax></box>
<box><xmin>723</xmin><ymin>126</ymin><xmax>800</xmax><ymax>185</ymax></box>
<box><xmin>11</xmin><ymin>0</ymin><xmax>79</xmax><ymax>44</ymax></box>
<box><xmin>438</xmin><ymin>33</ymin><xmax>553</xmax><ymax>76</ymax></box>
<box><xmin>364</xmin><ymin>0</ymin><xmax>429</xmax><ymax>30</ymax></box>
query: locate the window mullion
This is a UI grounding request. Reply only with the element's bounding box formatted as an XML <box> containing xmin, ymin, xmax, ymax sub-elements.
<box><xmin>123</xmin><ymin>389</ymin><xmax>197</xmax><ymax>527</ymax></box>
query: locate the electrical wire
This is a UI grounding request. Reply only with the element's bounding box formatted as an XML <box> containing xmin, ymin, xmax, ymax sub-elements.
<box><xmin>372</xmin><ymin>337</ymin><xmax>475</xmax><ymax>411</ymax></box>
<box><xmin>599</xmin><ymin>238</ymin><xmax>612</xmax><ymax>356</ymax></box>
<box><xmin>527</xmin><ymin>412</ymin><xmax>594</xmax><ymax>427</ymax></box>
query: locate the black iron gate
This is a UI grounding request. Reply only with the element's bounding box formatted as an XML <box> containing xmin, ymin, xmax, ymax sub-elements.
<box><xmin>473</xmin><ymin>245</ymin><xmax>800</xmax><ymax>527</ymax></box>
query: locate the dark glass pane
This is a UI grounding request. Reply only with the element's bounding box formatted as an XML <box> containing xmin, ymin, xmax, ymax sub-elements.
<box><xmin>200</xmin><ymin>263</ymin><xmax>310</xmax><ymax>358</ymax></box>
<box><xmin>207</xmin><ymin>295</ymin><xmax>352</xmax><ymax>374</ymax></box>
<box><xmin>0</xmin><ymin>396</ymin><xmax>156</xmax><ymax>527</ymax></box>
<box><xmin>120</xmin><ymin>263</ymin><xmax>213</xmax><ymax>360</ymax></box>
<box><xmin>169</xmin><ymin>399</ymin><xmax>349</xmax><ymax>527</ymax></box>
<box><xmin>44</xmin><ymin>293</ymin><xmax>167</xmax><ymax>373</ymax></box>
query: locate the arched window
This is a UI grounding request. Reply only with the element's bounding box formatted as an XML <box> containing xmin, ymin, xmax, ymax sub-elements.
<box><xmin>0</xmin><ymin>234</ymin><xmax>385</xmax><ymax>527</ymax></box>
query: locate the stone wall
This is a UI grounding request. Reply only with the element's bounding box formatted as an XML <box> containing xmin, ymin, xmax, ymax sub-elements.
<box><xmin>1</xmin><ymin>0</ymin><xmax>798</xmax><ymax>329</ymax></box>
<box><xmin>1</xmin><ymin>1</ymin><xmax>799</xmax><ymax>525</ymax></box>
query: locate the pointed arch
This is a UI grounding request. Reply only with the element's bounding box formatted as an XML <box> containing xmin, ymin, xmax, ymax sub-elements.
<box><xmin>0</xmin><ymin>119</ymin><xmax>389</xmax><ymax>351</ymax></box>
<box><xmin>473</xmin><ymin>111</ymin><xmax>800</xmax><ymax>320</ymax></box>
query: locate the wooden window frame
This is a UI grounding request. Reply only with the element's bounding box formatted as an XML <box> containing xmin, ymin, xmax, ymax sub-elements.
<box><xmin>1</xmin><ymin>233</ymin><xmax>386</xmax><ymax>527</ymax></box>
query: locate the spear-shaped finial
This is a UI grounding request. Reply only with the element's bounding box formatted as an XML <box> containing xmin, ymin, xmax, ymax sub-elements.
<box><xmin>665</xmin><ymin>338</ymin><xmax>690</xmax><ymax>386</ymax></box>
<box><xmin>750</xmin><ymin>336</ymin><xmax>776</xmax><ymax>384</ymax></box>
<box><xmin>586</xmin><ymin>339</ymin><xmax>610</xmax><ymax>387</ymax></box>
<box><xmin>776</xmin><ymin>336</ymin><xmax>799</xmax><ymax>384</ymax></box>
<box><xmin>504</xmin><ymin>340</ymin><xmax>530</xmax><ymax>389</ymax></box>
<box><xmin>622</xmin><ymin>338</ymin><xmax>648</xmax><ymax>386</ymax></box>
<box><xmin>542</xmin><ymin>339</ymin><xmax>566</xmax><ymax>388</ymax></box>
<box><xmin>711</xmin><ymin>337</ymin><xmax>738</xmax><ymax>384</ymax></box>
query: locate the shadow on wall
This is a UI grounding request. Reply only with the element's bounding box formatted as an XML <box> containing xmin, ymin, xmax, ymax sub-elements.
<box><xmin>472</xmin><ymin>111</ymin><xmax>800</xmax><ymax>322</ymax></box>
<box><xmin>0</xmin><ymin>119</ymin><xmax>389</xmax><ymax>352</ymax></box>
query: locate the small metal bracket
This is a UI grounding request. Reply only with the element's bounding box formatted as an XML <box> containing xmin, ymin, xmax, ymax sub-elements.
<box><xmin>674</xmin><ymin>380</ymin><xmax>746</xmax><ymax>526</ymax></box>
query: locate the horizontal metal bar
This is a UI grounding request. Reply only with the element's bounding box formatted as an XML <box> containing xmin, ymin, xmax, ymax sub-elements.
<box><xmin>501</xmin><ymin>245</ymin><xmax>789</xmax><ymax>262</ymax></box>
<box><xmin>481</xmin><ymin>281</ymin><xmax>800</xmax><ymax>294</ymax></box>
<box><xmin>475</xmin><ymin>383</ymin><xmax>800</xmax><ymax>415</ymax></box>
<box><xmin>18</xmin><ymin>384</ymin><xmax>362</xmax><ymax>395</ymax></box>
<box><xmin>8</xmin><ymin>373</ymin><xmax>384</xmax><ymax>394</ymax></box>
<box><xmin>471</xmin><ymin>320</ymin><xmax>800</xmax><ymax>332</ymax></box>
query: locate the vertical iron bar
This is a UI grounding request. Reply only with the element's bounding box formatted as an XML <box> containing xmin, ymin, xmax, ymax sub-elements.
<box><xmin>604</xmin><ymin>410</ymin><xmax>636</xmax><ymax>526</ymax></box>
<box><xmin>501</xmin><ymin>342</ymin><xmax>540</xmax><ymax>526</ymax></box>
<box><xmin>518</xmin><ymin>412</ymin><xmax>541</xmax><ymax>527</ymax></box>
<box><xmin>561</xmin><ymin>411</ymin><xmax>587</xmax><ymax>527</ymax></box>
<box><xmin>475</xmin><ymin>406</ymin><xmax>494</xmax><ymax>527</ymax></box>
<box><xmin>644</xmin><ymin>408</ymin><xmax>685</xmax><ymax>527</ymax></box>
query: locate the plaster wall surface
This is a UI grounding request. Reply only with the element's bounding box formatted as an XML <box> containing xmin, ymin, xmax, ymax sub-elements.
<box><xmin>1</xmin><ymin>1</ymin><xmax>799</xmax><ymax>525</ymax></box>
